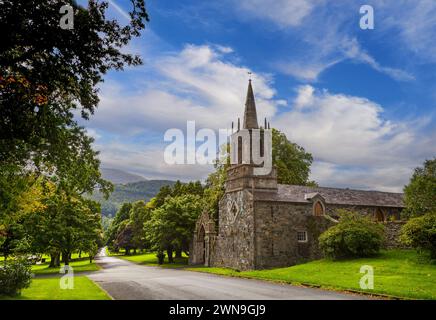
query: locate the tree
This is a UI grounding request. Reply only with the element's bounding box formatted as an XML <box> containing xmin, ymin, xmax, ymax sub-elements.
<box><xmin>403</xmin><ymin>158</ymin><xmax>436</xmax><ymax>217</ymax></box>
<box><xmin>272</xmin><ymin>128</ymin><xmax>316</xmax><ymax>185</ymax></box>
<box><xmin>129</xmin><ymin>201</ymin><xmax>151</xmax><ymax>252</ymax></box>
<box><xmin>144</xmin><ymin>194</ymin><xmax>203</xmax><ymax>262</ymax></box>
<box><xmin>400</xmin><ymin>212</ymin><xmax>436</xmax><ymax>259</ymax></box>
<box><xmin>114</xmin><ymin>220</ymin><xmax>134</xmax><ymax>255</ymax></box>
<box><xmin>105</xmin><ymin>202</ymin><xmax>132</xmax><ymax>249</ymax></box>
<box><xmin>24</xmin><ymin>185</ymin><xmax>103</xmax><ymax>266</ymax></box>
<box><xmin>0</xmin><ymin>0</ymin><xmax>149</xmax><ymax>177</ymax></box>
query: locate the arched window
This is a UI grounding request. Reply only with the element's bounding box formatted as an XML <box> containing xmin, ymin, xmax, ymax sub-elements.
<box><xmin>313</xmin><ymin>201</ymin><xmax>324</xmax><ymax>216</ymax></box>
<box><xmin>197</xmin><ymin>225</ymin><xmax>205</xmax><ymax>264</ymax></box>
<box><xmin>375</xmin><ymin>208</ymin><xmax>385</xmax><ymax>222</ymax></box>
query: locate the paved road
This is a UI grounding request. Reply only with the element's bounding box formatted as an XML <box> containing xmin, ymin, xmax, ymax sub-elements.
<box><xmin>88</xmin><ymin>251</ymin><xmax>367</xmax><ymax>300</ymax></box>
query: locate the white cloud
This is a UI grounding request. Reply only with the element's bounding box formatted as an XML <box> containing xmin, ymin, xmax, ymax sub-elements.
<box><xmin>233</xmin><ymin>0</ymin><xmax>418</xmax><ymax>82</ymax></box>
<box><xmin>88</xmin><ymin>44</ymin><xmax>278</xmax><ymax>137</ymax></box>
<box><xmin>235</xmin><ymin>0</ymin><xmax>319</xmax><ymax>28</ymax></box>
<box><xmin>84</xmin><ymin>44</ymin><xmax>281</xmax><ymax>180</ymax></box>
<box><xmin>378</xmin><ymin>0</ymin><xmax>436</xmax><ymax>62</ymax></box>
<box><xmin>341</xmin><ymin>38</ymin><xmax>415</xmax><ymax>82</ymax></box>
<box><xmin>274</xmin><ymin>85</ymin><xmax>435</xmax><ymax>191</ymax></box>
<box><xmin>83</xmin><ymin>43</ymin><xmax>432</xmax><ymax>191</ymax></box>
<box><xmin>95</xmin><ymin>141</ymin><xmax>214</xmax><ymax>181</ymax></box>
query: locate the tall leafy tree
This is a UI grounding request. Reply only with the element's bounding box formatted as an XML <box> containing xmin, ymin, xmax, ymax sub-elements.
<box><xmin>105</xmin><ymin>202</ymin><xmax>132</xmax><ymax>249</ymax></box>
<box><xmin>0</xmin><ymin>0</ymin><xmax>149</xmax><ymax>207</ymax></box>
<box><xmin>271</xmin><ymin>128</ymin><xmax>315</xmax><ymax>185</ymax></box>
<box><xmin>403</xmin><ymin>158</ymin><xmax>436</xmax><ymax>217</ymax></box>
<box><xmin>144</xmin><ymin>194</ymin><xmax>203</xmax><ymax>262</ymax></box>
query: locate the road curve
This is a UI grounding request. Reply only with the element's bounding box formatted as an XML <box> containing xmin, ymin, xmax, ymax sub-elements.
<box><xmin>88</xmin><ymin>253</ymin><xmax>368</xmax><ymax>300</ymax></box>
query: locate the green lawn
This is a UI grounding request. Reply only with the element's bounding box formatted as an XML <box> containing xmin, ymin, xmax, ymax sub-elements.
<box><xmin>32</xmin><ymin>255</ymin><xmax>99</xmax><ymax>275</ymax></box>
<box><xmin>187</xmin><ymin>250</ymin><xmax>436</xmax><ymax>300</ymax></box>
<box><xmin>110</xmin><ymin>250</ymin><xmax>188</xmax><ymax>268</ymax></box>
<box><xmin>1</xmin><ymin>277</ymin><xmax>111</xmax><ymax>300</ymax></box>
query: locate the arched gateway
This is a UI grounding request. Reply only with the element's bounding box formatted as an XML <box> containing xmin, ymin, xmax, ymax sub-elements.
<box><xmin>190</xmin><ymin>211</ymin><xmax>216</xmax><ymax>266</ymax></box>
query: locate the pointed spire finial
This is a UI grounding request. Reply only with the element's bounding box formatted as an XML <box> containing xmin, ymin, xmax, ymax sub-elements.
<box><xmin>243</xmin><ymin>79</ymin><xmax>259</xmax><ymax>129</ymax></box>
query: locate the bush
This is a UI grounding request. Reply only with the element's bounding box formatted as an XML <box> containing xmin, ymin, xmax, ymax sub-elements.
<box><xmin>400</xmin><ymin>212</ymin><xmax>436</xmax><ymax>259</ymax></box>
<box><xmin>0</xmin><ymin>259</ymin><xmax>32</xmax><ymax>296</ymax></box>
<box><xmin>319</xmin><ymin>210</ymin><xmax>385</xmax><ymax>259</ymax></box>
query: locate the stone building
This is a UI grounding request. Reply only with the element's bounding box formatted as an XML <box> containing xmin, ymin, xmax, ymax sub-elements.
<box><xmin>190</xmin><ymin>80</ymin><xmax>405</xmax><ymax>270</ymax></box>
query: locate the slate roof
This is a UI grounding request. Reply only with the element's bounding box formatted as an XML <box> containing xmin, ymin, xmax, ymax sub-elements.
<box><xmin>254</xmin><ymin>184</ymin><xmax>404</xmax><ymax>208</ymax></box>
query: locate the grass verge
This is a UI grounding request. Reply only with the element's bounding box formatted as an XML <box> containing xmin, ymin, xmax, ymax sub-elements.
<box><xmin>1</xmin><ymin>276</ymin><xmax>111</xmax><ymax>300</ymax></box>
<box><xmin>109</xmin><ymin>250</ymin><xmax>188</xmax><ymax>268</ymax></box>
<box><xmin>185</xmin><ymin>250</ymin><xmax>435</xmax><ymax>300</ymax></box>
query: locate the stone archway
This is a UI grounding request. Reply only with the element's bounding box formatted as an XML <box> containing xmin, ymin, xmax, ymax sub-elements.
<box><xmin>189</xmin><ymin>211</ymin><xmax>217</xmax><ymax>266</ymax></box>
<box><xmin>198</xmin><ymin>225</ymin><xmax>206</xmax><ymax>264</ymax></box>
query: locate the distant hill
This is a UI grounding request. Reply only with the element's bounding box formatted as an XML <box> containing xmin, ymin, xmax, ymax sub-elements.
<box><xmin>101</xmin><ymin>168</ymin><xmax>146</xmax><ymax>184</ymax></box>
<box><xmin>92</xmin><ymin>180</ymin><xmax>177</xmax><ymax>217</ymax></box>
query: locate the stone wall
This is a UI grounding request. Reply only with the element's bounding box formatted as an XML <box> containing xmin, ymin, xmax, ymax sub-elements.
<box><xmin>324</xmin><ymin>204</ymin><xmax>402</xmax><ymax>221</ymax></box>
<box><xmin>211</xmin><ymin>189</ymin><xmax>256</xmax><ymax>270</ymax></box>
<box><xmin>383</xmin><ymin>221</ymin><xmax>407</xmax><ymax>249</ymax></box>
<box><xmin>253</xmin><ymin>201</ymin><xmax>335</xmax><ymax>269</ymax></box>
<box><xmin>200</xmin><ymin>191</ymin><xmax>405</xmax><ymax>270</ymax></box>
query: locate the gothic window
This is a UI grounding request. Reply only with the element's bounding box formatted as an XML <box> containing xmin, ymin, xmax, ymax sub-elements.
<box><xmin>237</xmin><ymin>136</ymin><xmax>243</xmax><ymax>164</ymax></box>
<box><xmin>313</xmin><ymin>201</ymin><xmax>325</xmax><ymax>216</ymax></box>
<box><xmin>297</xmin><ymin>231</ymin><xmax>308</xmax><ymax>243</ymax></box>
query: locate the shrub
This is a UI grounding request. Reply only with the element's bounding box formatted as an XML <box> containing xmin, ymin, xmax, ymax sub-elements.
<box><xmin>319</xmin><ymin>210</ymin><xmax>384</xmax><ymax>259</ymax></box>
<box><xmin>0</xmin><ymin>259</ymin><xmax>32</xmax><ymax>296</ymax></box>
<box><xmin>400</xmin><ymin>212</ymin><xmax>436</xmax><ymax>259</ymax></box>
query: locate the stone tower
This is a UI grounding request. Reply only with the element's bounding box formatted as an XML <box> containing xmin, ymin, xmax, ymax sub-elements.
<box><xmin>211</xmin><ymin>80</ymin><xmax>278</xmax><ymax>270</ymax></box>
<box><xmin>226</xmin><ymin>80</ymin><xmax>278</xmax><ymax>193</ymax></box>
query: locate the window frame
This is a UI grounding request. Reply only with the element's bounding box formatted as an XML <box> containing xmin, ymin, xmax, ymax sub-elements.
<box><xmin>297</xmin><ymin>231</ymin><xmax>308</xmax><ymax>243</ymax></box>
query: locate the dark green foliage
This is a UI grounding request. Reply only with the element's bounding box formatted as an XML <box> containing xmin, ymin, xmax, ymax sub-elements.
<box><xmin>0</xmin><ymin>259</ymin><xmax>32</xmax><ymax>296</ymax></box>
<box><xmin>0</xmin><ymin>1</ymin><xmax>148</xmax><ymax>197</ymax></box>
<box><xmin>400</xmin><ymin>212</ymin><xmax>436</xmax><ymax>259</ymax></box>
<box><xmin>144</xmin><ymin>194</ymin><xmax>204</xmax><ymax>255</ymax></box>
<box><xmin>271</xmin><ymin>128</ymin><xmax>316</xmax><ymax>186</ymax></box>
<box><xmin>403</xmin><ymin>158</ymin><xmax>436</xmax><ymax>218</ymax></box>
<box><xmin>319</xmin><ymin>210</ymin><xmax>385</xmax><ymax>259</ymax></box>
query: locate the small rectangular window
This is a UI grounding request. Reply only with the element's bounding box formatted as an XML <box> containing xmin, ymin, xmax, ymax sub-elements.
<box><xmin>297</xmin><ymin>231</ymin><xmax>308</xmax><ymax>243</ymax></box>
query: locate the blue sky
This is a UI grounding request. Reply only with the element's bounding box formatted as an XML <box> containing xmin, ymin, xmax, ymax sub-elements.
<box><xmin>79</xmin><ymin>0</ymin><xmax>436</xmax><ymax>192</ymax></box>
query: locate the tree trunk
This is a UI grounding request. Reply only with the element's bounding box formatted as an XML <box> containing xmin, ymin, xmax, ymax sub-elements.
<box><xmin>49</xmin><ymin>253</ymin><xmax>56</xmax><ymax>268</ymax></box>
<box><xmin>55</xmin><ymin>252</ymin><xmax>61</xmax><ymax>267</ymax></box>
<box><xmin>167</xmin><ymin>246</ymin><xmax>174</xmax><ymax>263</ymax></box>
<box><xmin>175</xmin><ymin>248</ymin><xmax>182</xmax><ymax>259</ymax></box>
<box><xmin>63</xmin><ymin>251</ymin><xmax>70</xmax><ymax>266</ymax></box>
<box><xmin>79</xmin><ymin>250</ymin><xmax>82</xmax><ymax>258</ymax></box>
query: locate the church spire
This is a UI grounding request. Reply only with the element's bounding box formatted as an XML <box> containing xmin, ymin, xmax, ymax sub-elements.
<box><xmin>243</xmin><ymin>79</ymin><xmax>259</xmax><ymax>129</ymax></box>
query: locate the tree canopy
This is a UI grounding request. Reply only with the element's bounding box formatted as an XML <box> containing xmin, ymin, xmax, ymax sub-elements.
<box><xmin>403</xmin><ymin>158</ymin><xmax>436</xmax><ymax>217</ymax></box>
